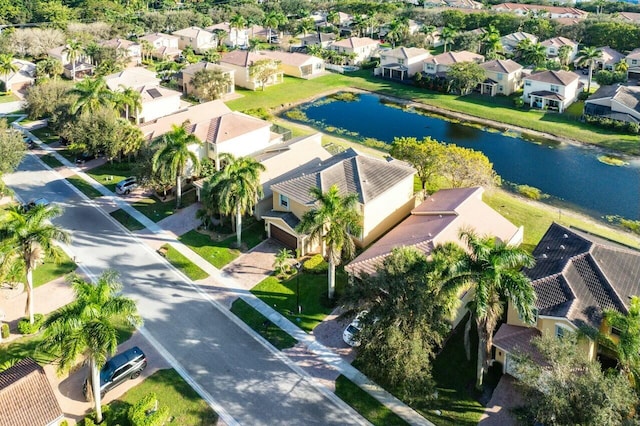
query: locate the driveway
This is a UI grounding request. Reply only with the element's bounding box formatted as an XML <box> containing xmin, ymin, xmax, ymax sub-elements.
<box><xmin>478</xmin><ymin>375</ymin><xmax>522</xmax><ymax>426</ymax></box>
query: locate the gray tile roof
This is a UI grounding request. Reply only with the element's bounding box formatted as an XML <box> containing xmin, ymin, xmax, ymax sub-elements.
<box><xmin>270</xmin><ymin>149</ymin><xmax>415</xmax><ymax>205</ymax></box>
<box><xmin>587</xmin><ymin>83</ymin><xmax>640</xmax><ymax>114</ymax></box>
<box><xmin>480</xmin><ymin>59</ymin><xmax>523</xmax><ymax>74</ymax></box>
<box><xmin>525</xmin><ymin>223</ymin><xmax>640</xmax><ymax>328</ymax></box>
<box><xmin>261</xmin><ymin>211</ymin><xmax>300</xmax><ymax>229</ymax></box>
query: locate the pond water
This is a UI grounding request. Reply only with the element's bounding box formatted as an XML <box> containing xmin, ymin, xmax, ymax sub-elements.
<box><xmin>288</xmin><ymin>93</ymin><xmax>640</xmax><ymax>220</ymax></box>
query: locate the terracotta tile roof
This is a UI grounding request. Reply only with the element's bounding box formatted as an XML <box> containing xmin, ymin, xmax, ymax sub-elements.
<box><xmin>219</xmin><ymin>50</ymin><xmax>276</xmax><ymax>68</ymax></box>
<box><xmin>540</xmin><ymin>36</ymin><xmax>578</xmax><ymax>49</ymax></box>
<box><xmin>139</xmin><ymin>100</ymin><xmax>232</xmax><ymax>140</ymax></box>
<box><xmin>424</xmin><ymin>50</ymin><xmax>483</xmax><ymax>65</ymax></box>
<box><xmin>491</xmin><ymin>3</ymin><xmax>588</xmax><ymax>18</ymax></box>
<box><xmin>525</xmin><ymin>70</ymin><xmax>579</xmax><ymax>86</ymax></box>
<box><xmin>100</xmin><ymin>38</ymin><xmax>139</xmax><ymax>50</ymax></box>
<box><xmin>618</xmin><ymin>12</ymin><xmax>640</xmax><ymax>22</ymax></box>
<box><xmin>524</xmin><ymin>223</ymin><xmax>640</xmax><ymax>328</ymax></box>
<box><xmin>596</xmin><ymin>46</ymin><xmax>625</xmax><ymax>65</ymax></box>
<box><xmin>0</xmin><ymin>358</ymin><xmax>63</xmax><ymax>426</ymax></box>
<box><xmin>480</xmin><ymin>59</ymin><xmax>523</xmax><ymax>74</ymax></box>
<box><xmin>345</xmin><ymin>187</ymin><xmax>521</xmax><ymax>277</ymax></box>
<box><xmin>493</xmin><ymin>324</ymin><xmax>544</xmax><ymax>364</ymax></box>
<box><xmin>331</xmin><ymin>37</ymin><xmax>378</xmax><ymax>49</ymax></box>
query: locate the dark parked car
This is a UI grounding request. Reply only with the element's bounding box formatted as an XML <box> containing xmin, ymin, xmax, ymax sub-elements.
<box><xmin>84</xmin><ymin>346</ymin><xmax>147</xmax><ymax>400</ymax></box>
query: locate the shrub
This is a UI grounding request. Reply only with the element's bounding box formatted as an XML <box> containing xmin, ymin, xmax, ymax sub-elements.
<box><xmin>516</xmin><ymin>184</ymin><xmax>544</xmax><ymax>200</ymax></box>
<box><xmin>513</xmin><ymin>98</ymin><xmax>524</xmax><ymax>108</ymax></box>
<box><xmin>17</xmin><ymin>314</ymin><xmax>45</xmax><ymax>335</ymax></box>
<box><xmin>628</xmin><ymin>122</ymin><xmax>640</xmax><ymax>134</ymax></box>
<box><xmin>578</xmin><ymin>91</ymin><xmax>590</xmax><ymax>101</ymax></box>
<box><xmin>284</xmin><ymin>109</ymin><xmax>307</xmax><ymax>122</ymax></box>
<box><xmin>360</xmin><ymin>59</ymin><xmax>378</xmax><ymax>69</ymax></box>
<box><xmin>128</xmin><ymin>393</ymin><xmax>170</xmax><ymax>426</ymax></box>
<box><xmin>243</xmin><ymin>107</ymin><xmax>272</xmax><ymax>121</ymax></box>
<box><xmin>1</xmin><ymin>323</ymin><xmax>8</xmax><ymax>339</ymax></box>
<box><xmin>303</xmin><ymin>254</ymin><xmax>328</xmax><ymax>273</ymax></box>
<box><xmin>620</xmin><ymin>218</ymin><xmax>640</xmax><ymax>235</ymax></box>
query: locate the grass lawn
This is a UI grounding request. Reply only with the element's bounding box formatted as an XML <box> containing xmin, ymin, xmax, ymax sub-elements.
<box><xmin>0</xmin><ymin>92</ymin><xmax>19</xmax><ymax>103</ymax></box>
<box><xmin>335</xmin><ymin>375</ymin><xmax>409</xmax><ymax>426</ymax></box>
<box><xmin>484</xmin><ymin>188</ymin><xmax>640</xmax><ymax>252</ymax></box>
<box><xmin>29</xmin><ymin>127</ymin><xmax>59</xmax><ymax>144</ymax></box>
<box><xmin>31</xmin><ymin>251</ymin><xmax>77</xmax><ymax>288</ymax></box>
<box><xmin>179</xmin><ymin>223</ymin><xmax>265</xmax><ymax>269</ymax></box>
<box><xmin>227</xmin><ymin>72</ymin><xmax>639</xmax><ymax>154</ymax></box>
<box><xmin>131</xmin><ymin>190</ymin><xmax>197</xmax><ymax>223</ymax></box>
<box><xmin>230</xmin><ymin>298</ymin><xmax>297</xmax><ymax>350</ymax></box>
<box><xmin>38</xmin><ymin>153</ymin><xmax>64</xmax><ymax>168</ymax></box>
<box><xmin>104</xmin><ymin>369</ymin><xmax>217</xmax><ymax>425</ymax></box>
<box><xmin>250</xmin><ymin>271</ymin><xmax>346</xmax><ymax>332</ymax></box>
<box><xmin>160</xmin><ymin>244</ymin><xmax>208</xmax><ymax>281</ymax></box>
<box><xmin>86</xmin><ymin>161</ymin><xmax>135</xmax><ymax>193</ymax></box>
<box><xmin>110</xmin><ymin>209</ymin><xmax>146</xmax><ymax>231</ymax></box>
<box><xmin>66</xmin><ymin>175</ymin><xmax>103</xmax><ymax>199</ymax></box>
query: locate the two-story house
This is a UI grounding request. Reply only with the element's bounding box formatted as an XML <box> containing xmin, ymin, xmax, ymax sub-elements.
<box><xmin>139</xmin><ymin>33</ymin><xmax>182</xmax><ymax>60</ymax></box>
<box><xmin>262</xmin><ymin>148</ymin><xmax>416</xmax><ymax>256</ymax></box>
<box><xmin>179</xmin><ymin>62</ymin><xmax>235</xmax><ymax>99</ymax></box>
<box><xmin>540</xmin><ymin>37</ymin><xmax>579</xmax><ymax>63</ymax></box>
<box><xmin>522</xmin><ymin>70</ymin><xmax>581</xmax><ymax>112</ymax></box>
<box><xmin>328</xmin><ymin>37</ymin><xmax>379</xmax><ymax>65</ymax></box>
<box><xmin>500</xmin><ymin>32</ymin><xmax>537</xmax><ymax>55</ymax></box>
<box><xmin>479</xmin><ymin>59</ymin><xmax>523</xmax><ymax>96</ymax></box>
<box><xmin>422</xmin><ymin>50</ymin><xmax>484</xmax><ymax>77</ymax></box>
<box><xmin>377</xmin><ymin>46</ymin><xmax>431</xmax><ymax>80</ymax></box>
<box><xmin>299</xmin><ymin>32</ymin><xmax>336</xmax><ymax>49</ymax></box>
<box><xmin>219</xmin><ymin>50</ymin><xmax>284</xmax><ymax>91</ymax></box>
<box><xmin>493</xmin><ymin>223</ymin><xmax>640</xmax><ymax>376</ymax></box>
<box><xmin>625</xmin><ymin>48</ymin><xmax>640</xmax><ymax>80</ymax></box>
<box><xmin>491</xmin><ymin>3</ymin><xmax>588</xmax><ymax>20</ymax></box>
<box><xmin>172</xmin><ymin>26</ymin><xmax>217</xmax><ymax>54</ymax></box>
<box><xmin>48</xmin><ymin>45</ymin><xmax>94</xmax><ymax>79</ymax></box>
<box><xmin>584</xmin><ymin>83</ymin><xmax>640</xmax><ymax>124</ymax></box>
<box><xmin>99</xmin><ymin>38</ymin><xmax>142</xmax><ymax>67</ymax></box>
<box><xmin>593</xmin><ymin>46</ymin><xmax>625</xmax><ymax>71</ymax></box>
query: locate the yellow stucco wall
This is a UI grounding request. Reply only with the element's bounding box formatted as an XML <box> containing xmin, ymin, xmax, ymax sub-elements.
<box><xmin>271</xmin><ymin>190</ymin><xmax>310</xmax><ymax>219</ymax></box>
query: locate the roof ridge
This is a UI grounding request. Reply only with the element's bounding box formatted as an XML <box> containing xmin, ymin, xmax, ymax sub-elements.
<box><xmin>585</xmin><ymin>250</ymin><xmax>628</xmax><ymax>314</ymax></box>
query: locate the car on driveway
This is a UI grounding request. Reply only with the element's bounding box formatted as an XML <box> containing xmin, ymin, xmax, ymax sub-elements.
<box><xmin>343</xmin><ymin>310</ymin><xmax>369</xmax><ymax>347</ymax></box>
<box><xmin>115</xmin><ymin>177</ymin><xmax>138</xmax><ymax>195</ymax></box>
<box><xmin>24</xmin><ymin>197</ymin><xmax>50</xmax><ymax>211</ymax></box>
<box><xmin>84</xmin><ymin>346</ymin><xmax>147</xmax><ymax>399</ymax></box>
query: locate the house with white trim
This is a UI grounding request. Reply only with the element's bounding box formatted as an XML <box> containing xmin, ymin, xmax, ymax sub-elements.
<box><xmin>522</xmin><ymin>70</ymin><xmax>581</xmax><ymax>113</ymax></box>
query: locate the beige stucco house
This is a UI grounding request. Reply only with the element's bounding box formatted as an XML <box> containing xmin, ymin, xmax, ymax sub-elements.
<box><xmin>263</xmin><ymin>149</ymin><xmax>416</xmax><ymax>256</ymax></box>
<box><xmin>179</xmin><ymin>62</ymin><xmax>235</xmax><ymax>99</ymax></box>
<box><xmin>493</xmin><ymin>223</ymin><xmax>640</xmax><ymax>376</ymax></box>
<box><xmin>99</xmin><ymin>38</ymin><xmax>142</xmax><ymax>67</ymax></box>
<box><xmin>522</xmin><ymin>70</ymin><xmax>581</xmax><ymax>113</ymax></box>
<box><xmin>259</xmin><ymin>50</ymin><xmax>325</xmax><ymax>79</ymax></box>
<box><xmin>377</xmin><ymin>46</ymin><xmax>431</xmax><ymax>80</ymax></box>
<box><xmin>625</xmin><ymin>48</ymin><xmax>640</xmax><ymax>80</ymax></box>
<box><xmin>48</xmin><ymin>44</ymin><xmax>93</xmax><ymax>79</ymax></box>
<box><xmin>422</xmin><ymin>50</ymin><xmax>484</xmax><ymax>77</ymax></box>
<box><xmin>2</xmin><ymin>59</ymin><xmax>35</xmax><ymax>92</ymax></box>
<box><xmin>500</xmin><ymin>32</ymin><xmax>537</xmax><ymax>55</ymax></box>
<box><xmin>140</xmin><ymin>33</ymin><xmax>182</xmax><ymax>60</ymax></box>
<box><xmin>172</xmin><ymin>27</ymin><xmax>217</xmax><ymax>54</ymax></box>
<box><xmin>219</xmin><ymin>50</ymin><xmax>284</xmax><ymax>91</ymax></box>
<box><xmin>540</xmin><ymin>37</ymin><xmax>579</xmax><ymax>63</ymax></box>
<box><xmin>328</xmin><ymin>37</ymin><xmax>379</xmax><ymax>65</ymax></box>
<box><xmin>491</xmin><ymin>3</ymin><xmax>588</xmax><ymax>19</ymax></box>
<box><xmin>479</xmin><ymin>59</ymin><xmax>523</xmax><ymax>96</ymax></box>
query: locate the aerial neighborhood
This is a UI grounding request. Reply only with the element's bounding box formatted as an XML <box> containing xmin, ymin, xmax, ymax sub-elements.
<box><xmin>2</xmin><ymin>0</ymin><xmax>640</xmax><ymax>425</ymax></box>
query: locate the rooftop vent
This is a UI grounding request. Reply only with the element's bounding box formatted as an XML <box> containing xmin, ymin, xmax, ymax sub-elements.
<box><xmin>542</xmin><ymin>254</ymin><xmax>548</xmax><ymax>259</ymax></box>
<box><xmin>560</xmin><ymin>245</ymin><xmax>566</xmax><ymax>250</ymax></box>
<box><xmin>563</xmin><ymin>233</ymin><xmax>568</xmax><ymax>238</ymax></box>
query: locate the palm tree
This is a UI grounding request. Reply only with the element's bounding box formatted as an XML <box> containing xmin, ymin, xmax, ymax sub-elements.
<box><xmin>191</xmin><ymin>68</ymin><xmax>232</xmax><ymax>101</ymax></box>
<box><xmin>273</xmin><ymin>248</ymin><xmax>294</xmax><ymax>277</ymax></box>
<box><xmin>116</xmin><ymin>85</ymin><xmax>142</xmax><ymax>122</ymax></box>
<box><xmin>0</xmin><ymin>204</ymin><xmax>70</xmax><ymax>325</ymax></box>
<box><xmin>35</xmin><ymin>58</ymin><xmax>63</xmax><ymax>80</ymax></box>
<box><xmin>421</xmin><ymin>25</ymin><xmax>437</xmax><ymax>47</ymax></box>
<box><xmin>83</xmin><ymin>42</ymin><xmax>100</xmax><ymax>66</ymax></box>
<box><xmin>577</xmin><ymin>46</ymin><xmax>602</xmax><ymax>93</ymax></box>
<box><xmin>0</xmin><ymin>53</ymin><xmax>18</xmax><ymax>92</ymax></box>
<box><xmin>522</xmin><ymin>42</ymin><xmax>547</xmax><ymax>68</ymax></box>
<box><xmin>326</xmin><ymin>10</ymin><xmax>340</xmax><ymax>28</ymax></box>
<box><xmin>444</xmin><ymin>229</ymin><xmax>535</xmax><ymax>389</ymax></box>
<box><xmin>515</xmin><ymin>38</ymin><xmax>533</xmax><ymax>61</ymax></box>
<box><xmin>203</xmin><ymin>49</ymin><xmax>221</xmax><ymax>63</ymax></box>
<box><xmin>229</xmin><ymin>14</ymin><xmax>247</xmax><ymax>47</ymax></box>
<box><xmin>385</xmin><ymin>19</ymin><xmax>408</xmax><ymax>49</ymax></box>
<box><xmin>204</xmin><ymin>153</ymin><xmax>265</xmax><ymax>246</ymax></box>
<box><xmin>441</xmin><ymin>26</ymin><xmax>457</xmax><ymax>53</ymax></box>
<box><xmin>264</xmin><ymin>11</ymin><xmax>286</xmax><ymax>42</ymax></box>
<box><xmin>557</xmin><ymin>45</ymin><xmax>572</xmax><ymax>68</ymax></box>
<box><xmin>69</xmin><ymin>77</ymin><xmax>114</xmax><ymax>116</ymax></box>
<box><xmin>296</xmin><ymin>185</ymin><xmax>363</xmax><ymax>300</ymax></box>
<box><xmin>140</xmin><ymin>39</ymin><xmax>154</xmax><ymax>62</ymax></box>
<box><xmin>482</xmin><ymin>25</ymin><xmax>503</xmax><ymax>60</ymax></box>
<box><xmin>63</xmin><ymin>39</ymin><xmax>83</xmax><ymax>80</ymax></box>
<box><xmin>39</xmin><ymin>271</ymin><xmax>142</xmax><ymax>424</ymax></box>
<box><xmin>152</xmin><ymin>124</ymin><xmax>201</xmax><ymax>209</ymax></box>
<box><xmin>298</xmin><ymin>18</ymin><xmax>316</xmax><ymax>37</ymax></box>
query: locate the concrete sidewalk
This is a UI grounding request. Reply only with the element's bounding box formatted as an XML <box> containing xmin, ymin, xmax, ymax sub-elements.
<box><xmin>21</xmin><ymin>121</ymin><xmax>434</xmax><ymax>426</ymax></box>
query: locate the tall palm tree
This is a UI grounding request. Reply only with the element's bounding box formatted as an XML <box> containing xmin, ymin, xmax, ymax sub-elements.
<box><xmin>229</xmin><ymin>14</ymin><xmax>247</xmax><ymax>47</ymax></box>
<box><xmin>296</xmin><ymin>185</ymin><xmax>363</xmax><ymax>300</ymax></box>
<box><xmin>0</xmin><ymin>53</ymin><xmax>18</xmax><ymax>92</ymax></box>
<box><xmin>557</xmin><ymin>45</ymin><xmax>572</xmax><ymax>68</ymax></box>
<box><xmin>39</xmin><ymin>271</ymin><xmax>142</xmax><ymax>424</ymax></box>
<box><xmin>35</xmin><ymin>58</ymin><xmax>63</xmax><ymax>80</ymax></box>
<box><xmin>191</xmin><ymin>68</ymin><xmax>232</xmax><ymax>101</ymax></box>
<box><xmin>444</xmin><ymin>229</ymin><xmax>535</xmax><ymax>389</ymax></box>
<box><xmin>204</xmin><ymin>153</ymin><xmax>265</xmax><ymax>246</ymax></box>
<box><xmin>385</xmin><ymin>19</ymin><xmax>408</xmax><ymax>48</ymax></box>
<box><xmin>116</xmin><ymin>85</ymin><xmax>142</xmax><ymax>122</ymax></box>
<box><xmin>69</xmin><ymin>77</ymin><xmax>114</xmax><ymax>116</ymax></box>
<box><xmin>482</xmin><ymin>25</ymin><xmax>503</xmax><ymax>60</ymax></box>
<box><xmin>0</xmin><ymin>204</ymin><xmax>70</xmax><ymax>325</ymax></box>
<box><xmin>63</xmin><ymin>39</ymin><xmax>83</xmax><ymax>80</ymax></box>
<box><xmin>577</xmin><ymin>46</ymin><xmax>602</xmax><ymax>93</ymax></box>
<box><xmin>152</xmin><ymin>124</ymin><xmax>201</xmax><ymax>209</ymax></box>
<box><xmin>441</xmin><ymin>26</ymin><xmax>457</xmax><ymax>53</ymax></box>
<box><xmin>264</xmin><ymin>11</ymin><xmax>286</xmax><ymax>42</ymax></box>
<box><xmin>515</xmin><ymin>38</ymin><xmax>533</xmax><ymax>61</ymax></box>
<box><xmin>298</xmin><ymin>18</ymin><xmax>316</xmax><ymax>37</ymax></box>
<box><xmin>326</xmin><ymin>10</ymin><xmax>340</xmax><ymax>29</ymax></box>
<box><xmin>523</xmin><ymin>42</ymin><xmax>547</xmax><ymax>68</ymax></box>
<box><xmin>83</xmin><ymin>42</ymin><xmax>100</xmax><ymax>66</ymax></box>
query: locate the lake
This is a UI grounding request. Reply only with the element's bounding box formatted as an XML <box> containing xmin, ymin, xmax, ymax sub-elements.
<box><xmin>286</xmin><ymin>93</ymin><xmax>640</xmax><ymax>220</ymax></box>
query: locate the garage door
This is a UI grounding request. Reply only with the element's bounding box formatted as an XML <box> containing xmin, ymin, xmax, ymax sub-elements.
<box><xmin>270</xmin><ymin>224</ymin><xmax>297</xmax><ymax>250</ymax></box>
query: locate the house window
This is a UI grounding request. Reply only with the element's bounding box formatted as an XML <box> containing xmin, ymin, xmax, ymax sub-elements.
<box><xmin>381</xmin><ymin>55</ymin><xmax>386</xmax><ymax>61</ymax></box>
<box><xmin>497</xmin><ymin>73</ymin><xmax>503</xmax><ymax>80</ymax></box>
<box><xmin>611</xmin><ymin>327</ymin><xmax>622</xmax><ymax>337</ymax></box>
<box><xmin>426</xmin><ymin>63</ymin><xmax>435</xmax><ymax>70</ymax></box>
<box><xmin>550</xmin><ymin>84</ymin><xmax>559</xmax><ymax>93</ymax></box>
<box><xmin>398</xmin><ymin>58</ymin><xmax>404</xmax><ymax>65</ymax></box>
<box><xmin>555</xmin><ymin>324</ymin><xmax>571</xmax><ymax>339</ymax></box>
<box><xmin>498</xmin><ymin>85</ymin><xmax>504</xmax><ymax>92</ymax></box>
<box><xmin>525</xmin><ymin>80</ymin><xmax>531</xmax><ymax>86</ymax></box>
<box><xmin>279</xmin><ymin>194</ymin><xmax>289</xmax><ymax>209</ymax></box>
<box><xmin>632</xmin><ymin>60</ymin><xmax>638</xmax><ymax>65</ymax></box>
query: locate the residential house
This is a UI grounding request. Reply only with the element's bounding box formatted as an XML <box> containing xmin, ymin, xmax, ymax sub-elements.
<box><xmin>104</xmin><ymin>67</ymin><xmax>159</xmax><ymax>91</ymax></box>
<box><xmin>299</xmin><ymin>32</ymin><xmax>336</xmax><ymax>49</ymax></box>
<box><xmin>500</xmin><ymin>32</ymin><xmax>537</xmax><ymax>55</ymax></box>
<box><xmin>263</xmin><ymin>148</ymin><xmax>416</xmax><ymax>255</ymax></box>
<box><xmin>172</xmin><ymin>27</ymin><xmax>217</xmax><ymax>54</ymax></box>
<box><xmin>584</xmin><ymin>84</ymin><xmax>640</xmax><ymax>124</ymax></box>
<box><xmin>479</xmin><ymin>59</ymin><xmax>523</xmax><ymax>96</ymax></box>
<box><xmin>205</xmin><ymin>22</ymin><xmax>268</xmax><ymax>48</ymax></box>
<box><xmin>219</xmin><ymin>50</ymin><xmax>284</xmax><ymax>91</ymax></box>
<box><xmin>0</xmin><ymin>357</ymin><xmax>64</xmax><ymax>426</ymax></box>
<box><xmin>493</xmin><ymin>223</ymin><xmax>640</xmax><ymax>375</ymax></box>
<box><xmin>377</xmin><ymin>46</ymin><xmax>431</xmax><ymax>80</ymax></box>
<box><xmin>48</xmin><ymin>44</ymin><xmax>87</xmax><ymax>65</ymax></box>
<box><xmin>422</xmin><ymin>50</ymin><xmax>484</xmax><ymax>77</ymax></box>
<box><xmin>139</xmin><ymin>100</ymin><xmax>282</xmax><ymax>170</ymax></box>
<box><xmin>345</xmin><ymin>187</ymin><xmax>522</xmax><ymax>327</ymax></box>
<box><xmin>328</xmin><ymin>37</ymin><xmax>379</xmax><ymax>65</ymax></box>
<box><xmin>99</xmin><ymin>38</ymin><xmax>142</xmax><ymax>67</ymax></box>
<box><xmin>444</xmin><ymin>0</ymin><xmax>483</xmax><ymax>9</ymax></box>
<box><xmin>2</xmin><ymin>59</ymin><xmax>35</xmax><ymax>92</ymax></box>
<box><xmin>48</xmin><ymin>45</ymin><xmax>94</xmax><ymax>79</ymax></box>
<box><xmin>617</xmin><ymin>11</ymin><xmax>640</xmax><ymax>23</ymax></box>
<box><xmin>259</xmin><ymin>50</ymin><xmax>325</xmax><ymax>79</ymax></box>
<box><xmin>593</xmin><ymin>46</ymin><xmax>625</xmax><ymax>71</ymax></box>
<box><xmin>139</xmin><ymin>33</ymin><xmax>181</xmax><ymax>60</ymax></box>
<box><xmin>540</xmin><ymin>37</ymin><xmax>579</xmax><ymax>63</ymax></box>
<box><xmin>491</xmin><ymin>3</ymin><xmax>588</xmax><ymax>19</ymax></box>
<box><xmin>179</xmin><ymin>62</ymin><xmax>235</xmax><ymax>99</ymax></box>
<box><xmin>522</xmin><ymin>69</ymin><xmax>581</xmax><ymax>112</ymax></box>
<box><xmin>625</xmin><ymin>48</ymin><xmax>640</xmax><ymax>80</ymax></box>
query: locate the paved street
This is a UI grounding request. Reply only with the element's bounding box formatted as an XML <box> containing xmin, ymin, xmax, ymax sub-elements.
<box><xmin>4</xmin><ymin>152</ymin><xmax>368</xmax><ymax>426</ymax></box>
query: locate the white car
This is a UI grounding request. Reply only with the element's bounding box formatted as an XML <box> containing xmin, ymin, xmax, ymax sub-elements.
<box><xmin>115</xmin><ymin>177</ymin><xmax>138</xmax><ymax>195</ymax></box>
<box><xmin>343</xmin><ymin>310</ymin><xmax>368</xmax><ymax>347</ymax></box>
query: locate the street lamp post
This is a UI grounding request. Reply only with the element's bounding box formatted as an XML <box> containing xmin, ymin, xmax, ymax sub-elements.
<box><xmin>295</xmin><ymin>262</ymin><xmax>302</xmax><ymax>315</ymax></box>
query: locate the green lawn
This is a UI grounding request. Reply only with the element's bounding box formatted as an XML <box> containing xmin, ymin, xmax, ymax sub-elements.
<box><xmin>66</xmin><ymin>175</ymin><xmax>104</xmax><ymax>199</ymax></box>
<box><xmin>130</xmin><ymin>190</ymin><xmax>197</xmax><ymax>223</ymax></box>
<box><xmin>103</xmin><ymin>369</ymin><xmax>217</xmax><ymax>425</ymax></box>
<box><xmin>230</xmin><ymin>298</ymin><xmax>298</xmax><ymax>350</ymax></box>
<box><xmin>0</xmin><ymin>92</ymin><xmax>19</xmax><ymax>103</ymax></box>
<box><xmin>29</xmin><ymin>127</ymin><xmax>59</xmax><ymax>145</ymax></box>
<box><xmin>109</xmin><ymin>209</ymin><xmax>146</xmax><ymax>231</ymax></box>
<box><xmin>31</xmin><ymin>251</ymin><xmax>77</xmax><ymax>288</ymax></box>
<box><xmin>227</xmin><ymin>71</ymin><xmax>638</xmax><ymax>154</ymax></box>
<box><xmin>250</xmin><ymin>270</ymin><xmax>346</xmax><ymax>332</ymax></box>
<box><xmin>179</xmin><ymin>223</ymin><xmax>265</xmax><ymax>269</ymax></box>
<box><xmin>86</xmin><ymin>161</ymin><xmax>135</xmax><ymax>193</ymax></box>
<box><xmin>335</xmin><ymin>375</ymin><xmax>409</xmax><ymax>426</ymax></box>
<box><xmin>38</xmin><ymin>153</ymin><xmax>64</xmax><ymax>168</ymax></box>
<box><xmin>160</xmin><ymin>244</ymin><xmax>208</xmax><ymax>281</ymax></box>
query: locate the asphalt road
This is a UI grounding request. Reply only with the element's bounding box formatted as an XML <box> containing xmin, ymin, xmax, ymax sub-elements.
<box><xmin>4</xmin><ymin>153</ymin><xmax>368</xmax><ymax>426</ymax></box>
